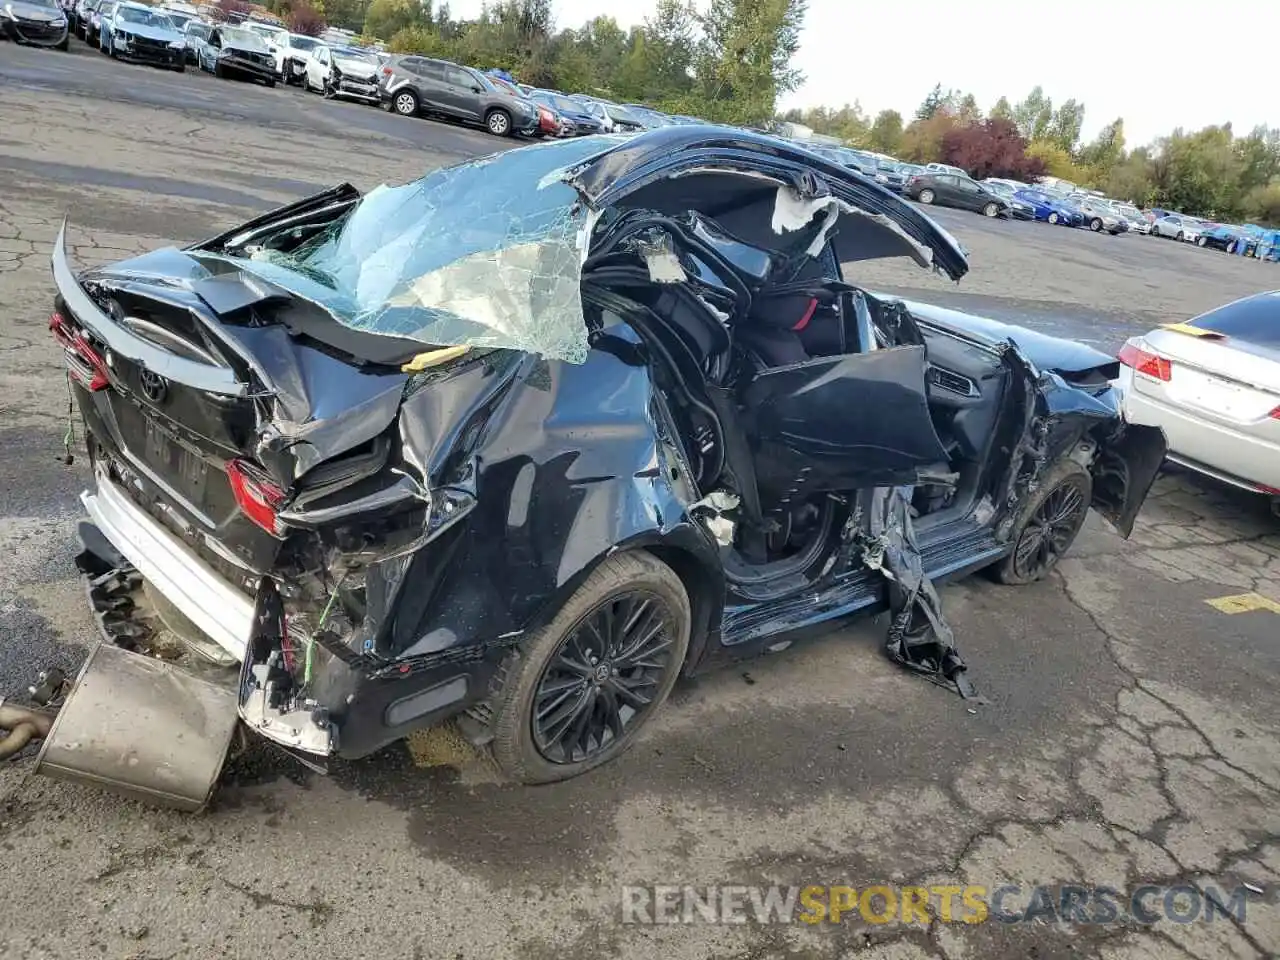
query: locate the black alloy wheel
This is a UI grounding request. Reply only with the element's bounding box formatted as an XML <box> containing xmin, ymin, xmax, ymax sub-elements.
<box><xmin>994</xmin><ymin>459</ymin><xmax>1092</xmax><ymax>585</ymax></box>
<box><xmin>531</xmin><ymin>592</ymin><xmax>674</xmax><ymax>764</ymax></box>
<box><xmin>486</xmin><ymin>551</ymin><xmax>690</xmax><ymax>783</ymax></box>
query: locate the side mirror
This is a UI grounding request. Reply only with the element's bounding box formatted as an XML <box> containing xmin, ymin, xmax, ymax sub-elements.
<box><xmin>472</xmin><ymin>84</ymin><xmax>483</xmax><ymax>93</ymax></box>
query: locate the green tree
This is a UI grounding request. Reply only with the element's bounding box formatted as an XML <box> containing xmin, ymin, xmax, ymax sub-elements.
<box><xmin>1046</xmin><ymin>98</ymin><xmax>1085</xmax><ymax>152</ymax></box>
<box><xmin>867</xmin><ymin>109</ymin><xmax>904</xmax><ymax>155</ymax></box>
<box><xmin>1078</xmin><ymin>117</ymin><xmax>1125</xmax><ymax>180</ymax></box>
<box><xmin>1244</xmin><ymin>183</ymin><xmax>1280</xmax><ymax>225</ymax></box>
<box><xmin>613</xmin><ymin>29</ymin><xmax>654</xmax><ymax>101</ymax></box>
<box><xmin>1149</xmin><ymin>125</ymin><xmax>1246</xmax><ymax>218</ymax></box>
<box><xmin>1234</xmin><ymin>125</ymin><xmax>1280</xmax><ymax>193</ymax></box>
<box><xmin>693</xmin><ymin>0</ymin><xmax>808</xmax><ymax>124</ymax></box>
<box><xmin>364</xmin><ymin>0</ymin><xmax>419</xmax><ymax>41</ymax></box>
<box><xmin>644</xmin><ymin>0</ymin><xmax>697</xmax><ymax>97</ymax></box>
<box><xmin>1104</xmin><ymin>148</ymin><xmax>1155</xmax><ymax>206</ymax></box>
<box><xmin>915</xmin><ymin>83</ymin><xmax>944</xmax><ymax>121</ymax></box>
<box><xmin>988</xmin><ymin>96</ymin><xmax>1014</xmax><ymax>123</ymax></box>
<box><xmin>955</xmin><ymin>92</ymin><xmax>980</xmax><ymax>126</ymax></box>
<box><xmin>1012</xmin><ymin>86</ymin><xmax>1053</xmax><ymax>142</ymax></box>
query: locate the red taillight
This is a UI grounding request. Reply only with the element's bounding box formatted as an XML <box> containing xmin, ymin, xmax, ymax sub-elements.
<box><xmin>1269</xmin><ymin>406</ymin><xmax>1280</xmax><ymax>420</ymax></box>
<box><xmin>50</xmin><ymin>311</ymin><xmax>110</xmax><ymax>391</ymax></box>
<box><xmin>1118</xmin><ymin>342</ymin><xmax>1172</xmax><ymax>381</ymax></box>
<box><xmin>381</xmin><ymin>66</ymin><xmax>392</xmax><ymax>76</ymax></box>
<box><xmin>226</xmin><ymin>459</ymin><xmax>286</xmax><ymax>535</ymax></box>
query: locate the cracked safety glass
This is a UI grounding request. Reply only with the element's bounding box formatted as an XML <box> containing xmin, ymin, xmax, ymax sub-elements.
<box><xmin>211</xmin><ymin>138</ymin><xmax>624</xmax><ymax>364</ymax></box>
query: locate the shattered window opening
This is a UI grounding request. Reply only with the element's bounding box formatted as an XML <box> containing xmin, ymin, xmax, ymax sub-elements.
<box><xmin>203</xmin><ymin>138</ymin><xmax>621</xmax><ymax>365</ymax></box>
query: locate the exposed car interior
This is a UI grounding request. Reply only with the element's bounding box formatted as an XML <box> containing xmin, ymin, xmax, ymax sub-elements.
<box><xmin>581</xmin><ymin>174</ymin><xmax>1016</xmax><ymax>579</ymax></box>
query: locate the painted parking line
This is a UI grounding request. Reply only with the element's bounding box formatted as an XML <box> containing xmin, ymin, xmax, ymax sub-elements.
<box><xmin>1204</xmin><ymin>592</ymin><xmax>1280</xmax><ymax>615</ymax></box>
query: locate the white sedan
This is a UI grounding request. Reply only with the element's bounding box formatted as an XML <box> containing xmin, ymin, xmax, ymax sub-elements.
<box><xmin>1151</xmin><ymin>214</ymin><xmax>1204</xmax><ymax>242</ymax></box>
<box><xmin>1117</xmin><ymin>292</ymin><xmax>1280</xmax><ymax>507</ymax></box>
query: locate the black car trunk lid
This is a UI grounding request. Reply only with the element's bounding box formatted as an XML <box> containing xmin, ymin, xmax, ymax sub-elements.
<box><xmin>51</xmin><ymin>220</ymin><xmax>413</xmax><ymax>573</ymax></box>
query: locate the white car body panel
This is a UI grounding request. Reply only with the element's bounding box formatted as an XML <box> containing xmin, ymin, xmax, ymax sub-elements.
<box><xmin>1120</xmin><ymin>320</ymin><xmax>1280</xmax><ymax>493</ymax></box>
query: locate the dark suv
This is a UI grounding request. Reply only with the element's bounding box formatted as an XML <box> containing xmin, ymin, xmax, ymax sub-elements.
<box><xmin>380</xmin><ymin>55</ymin><xmax>539</xmax><ymax>137</ymax></box>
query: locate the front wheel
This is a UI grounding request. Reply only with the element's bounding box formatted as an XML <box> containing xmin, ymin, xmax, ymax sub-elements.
<box><xmin>1089</xmin><ymin>218</ymin><xmax>1103</xmax><ymax>232</ymax></box>
<box><xmin>485</xmin><ymin>108</ymin><xmax>513</xmax><ymax>136</ymax></box>
<box><xmin>485</xmin><ymin>551</ymin><xmax>691</xmax><ymax>784</ymax></box>
<box><xmin>917</xmin><ymin>188</ymin><xmax>935</xmax><ymax>204</ymax></box>
<box><xmin>1176</xmin><ymin>231</ymin><xmax>1184</xmax><ymax>242</ymax></box>
<box><xmin>1196</xmin><ymin>236</ymin><xmax>1207</xmax><ymax>247</ymax></box>
<box><xmin>1047</xmin><ymin>212</ymin><xmax>1059</xmax><ymax>225</ymax></box>
<box><xmin>993</xmin><ymin>458</ymin><xmax>1092</xmax><ymax>585</ymax></box>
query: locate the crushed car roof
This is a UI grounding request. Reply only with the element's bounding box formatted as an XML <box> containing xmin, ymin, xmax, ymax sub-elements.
<box><xmin>198</xmin><ymin>126</ymin><xmax>969</xmax><ymax>364</ymax></box>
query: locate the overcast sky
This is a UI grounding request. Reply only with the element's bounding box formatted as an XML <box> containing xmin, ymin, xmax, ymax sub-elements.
<box><xmin>449</xmin><ymin>0</ymin><xmax>1276</xmax><ymax>148</ymax></box>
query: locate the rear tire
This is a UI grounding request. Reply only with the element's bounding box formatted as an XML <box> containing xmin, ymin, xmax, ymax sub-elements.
<box><xmin>1089</xmin><ymin>218</ymin><xmax>1102</xmax><ymax>232</ymax></box>
<box><xmin>1176</xmin><ymin>231</ymin><xmax>1184</xmax><ymax>241</ymax></box>
<box><xmin>393</xmin><ymin>89</ymin><xmax>419</xmax><ymax>116</ymax></box>
<box><xmin>993</xmin><ymin>458</ymin><xmax>1093</xmax><ymax>585</ymax></box>
<box><xmin>983</xmin><ymin>202</ymin><xmax>1000</xmax><ymax>218</ymax></box>
<box><xmin>486</xmin><ymin>551</ymin><xmax>691</xmax><ymax>784</ymax></box>
<box><xmin>917</xmin><ymin>188</ymin><xmax>935</xmax><ymax>204</ymax></box>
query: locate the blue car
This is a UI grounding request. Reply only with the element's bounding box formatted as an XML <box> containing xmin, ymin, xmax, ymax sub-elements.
<box><xmin>1014</xmin><ymin>189</ymin><xmax>1083</xmax><ymax>227</ymax></box>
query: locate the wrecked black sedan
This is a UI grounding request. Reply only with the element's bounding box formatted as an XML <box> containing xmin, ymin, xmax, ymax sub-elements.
<box><xmin>34</xmin><ymin>127</ymin><xmax>1165</xmax><ymax>808</ymax></box>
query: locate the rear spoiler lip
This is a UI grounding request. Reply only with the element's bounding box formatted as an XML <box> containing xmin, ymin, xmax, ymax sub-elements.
<box><xmin>52</xmin><ymin>217</ymin><xmax>248</xmax><ymax>398</ymax></box>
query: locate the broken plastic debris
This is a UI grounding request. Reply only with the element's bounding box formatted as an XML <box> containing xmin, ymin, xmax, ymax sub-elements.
<box><xmin>401</xmin><ymin>345</ymin><xmax>471</xmax><ymax>372</ymax></box>
<box><xmin>690</xmin><ymin>490</ymin><xmax>740</xmax><ymax>547</ymax></box>
<box><xmin>635</xmin><ymin>231</ymin><xmax>687</xmax><ymax>283</ymax></box>
<box><xmin>857</xmin><ymin>486</ymin><xmax>980</xmax><ymax>700</ymax></box>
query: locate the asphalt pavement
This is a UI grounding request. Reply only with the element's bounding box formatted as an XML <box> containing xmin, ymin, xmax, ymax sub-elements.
<box><xmin>2</xmin><ymin>39</ymin><xmax>1279</xmax><ymax>960</ymax></box>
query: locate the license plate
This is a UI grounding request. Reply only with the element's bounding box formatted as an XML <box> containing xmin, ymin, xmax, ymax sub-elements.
<box><xmin>1175</xmin><ymin>367</ymin><xmax>1271</xmax><ymax>421</ymax></box>
<box><xmin>143</xmin><ymin>416</ymin><xmax>209</xmax><ymax>503</ymax></box>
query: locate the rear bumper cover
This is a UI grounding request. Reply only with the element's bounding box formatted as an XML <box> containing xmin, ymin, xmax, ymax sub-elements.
<box><xmin>1120</xmin><ymin>373</ymin><xmax>1279</xmax><ymax>493</ymax></box>
<box><xmin>81</xmin><ymin>470</ymin><xmax>253</xmax><ymax>662</ymax></box>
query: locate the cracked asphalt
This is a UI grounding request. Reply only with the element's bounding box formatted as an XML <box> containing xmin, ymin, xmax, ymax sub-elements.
<box><xmin>3</xmin><ymin>40</ymin><xmax>1280</xmax><ymax>960</ymax></box>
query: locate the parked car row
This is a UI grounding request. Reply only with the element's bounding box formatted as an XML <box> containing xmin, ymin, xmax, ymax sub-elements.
<box><xmin>0</xmin><ymin>0</ymin><xmax>70</xmax><ymax>49</ymax></box>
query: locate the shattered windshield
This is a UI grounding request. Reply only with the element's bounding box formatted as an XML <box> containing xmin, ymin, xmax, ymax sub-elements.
<box><xmin>215</xmin><ymin>138</ymin><xmax>623</xmax><ymax>363</ymax></box>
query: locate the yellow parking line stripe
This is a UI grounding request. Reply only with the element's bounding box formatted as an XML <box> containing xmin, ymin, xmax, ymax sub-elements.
<box><xmin>1205</xmin><ymin>592</ymin><xmax>1280</xmax><ymax>615</ymax></box>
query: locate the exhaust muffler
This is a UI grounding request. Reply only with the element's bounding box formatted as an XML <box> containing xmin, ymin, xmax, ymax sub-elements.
<box><xmin>33</xmin><ymin>643</ymin><xmax>240</xmax><ymax>812</ymax></box>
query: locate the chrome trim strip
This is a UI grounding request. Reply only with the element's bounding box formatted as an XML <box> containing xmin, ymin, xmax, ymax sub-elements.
<box><xmin>82</xmin><ymin>470</ymin><xmax>251</xmax><ymax>661</ymax></box>
<box><xmin>51</xmin><ymin>218</ymin><xmax>247</xmax><ymax>397</ymax></box>
<box><xmin>1165</xmin><ymin>453</ymin><xmax>1269</xmax><ymax>494</ymax></box>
